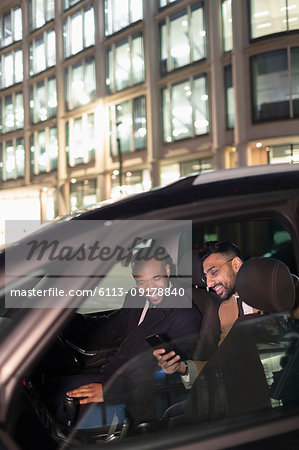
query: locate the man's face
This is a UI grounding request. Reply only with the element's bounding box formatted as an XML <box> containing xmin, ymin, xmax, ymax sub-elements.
<box><xmin>133</xmin><ymin>258</ymin><xmax>170</xmax><ymax>306</ymax></box>
<box><xmin>202</xmin><ymin>253</ymin><xmax>241</xmax><ymax>301</ymax></box>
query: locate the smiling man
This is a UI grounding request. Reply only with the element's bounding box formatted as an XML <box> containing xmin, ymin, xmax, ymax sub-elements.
<box><xmin>154</xmin><ymin>241</ymin><xmax>250</xmax><ymax>387</ymax></box>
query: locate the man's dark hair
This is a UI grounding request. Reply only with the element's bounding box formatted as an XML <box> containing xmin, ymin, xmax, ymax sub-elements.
<box><xmin>198</xmin><ymin>241</ymin><xmax>242</xmax><ymax>263</ymax></box>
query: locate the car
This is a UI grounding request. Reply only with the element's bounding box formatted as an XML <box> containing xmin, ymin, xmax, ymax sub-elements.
<box><xmin>0</xmin><ymin>163</ymin><xmax>299</xmax><ymax>449</ymax></box>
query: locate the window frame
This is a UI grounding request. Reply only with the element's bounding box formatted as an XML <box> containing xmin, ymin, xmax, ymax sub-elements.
<box><xmin>250</xmin><ymin>47</ymin><xmax>299</xmax><ymax>123</ymax></box>
<box><xmin>162</xmin><ymin>74</ymin><xmax>209</xmax><ymax>143</ymax></box>
<box><xmin>159</xmin><ymin>2</ymin><xmax>206</xmax><ymax>74</ymax></box>
<box><xmin>30</xmin><ymin>126</ymin><xmax>58</xmax><ymax>176</ymax></box>
<box><xmin>106</xmin><ymin>33</ymin><xmax>145</xmax><ymax>94</ymax></box>
<box><xmin>0</xmin><ymin>7</ymin><xmax>22</xmax><ymax>49</ymax></box>
<box><xmin>0</xmin><ymin>136</ymin><xmax>25</xmax><ymax>181</ymax></box>
<box><xmin>65</xmin><ymin>112</ymin><xmax>96</xmax><ymax>167</ymax></box>
<box><xmin>63</xmin><ymin>4</ymin><xmax>95</xmax><ymax>59</ymax></box>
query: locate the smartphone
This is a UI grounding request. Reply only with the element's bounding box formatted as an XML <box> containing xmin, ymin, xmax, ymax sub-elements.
<box><xmin>145</xmin><ymin>333</ymin><xmax>182</xmax><ymax>357</ymax></box>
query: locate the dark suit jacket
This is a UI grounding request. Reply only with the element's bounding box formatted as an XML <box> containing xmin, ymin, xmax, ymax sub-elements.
<box><xmin>75</xmin><ymin>286</ymin><xmax>202</xmax><ymax>384</ymax></box>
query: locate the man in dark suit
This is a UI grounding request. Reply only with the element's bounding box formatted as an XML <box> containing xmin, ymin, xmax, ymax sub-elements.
<box><xmin>59</xmin><ymin>251</ymin><xmax>201</xmax><ymax>424</ymax></box>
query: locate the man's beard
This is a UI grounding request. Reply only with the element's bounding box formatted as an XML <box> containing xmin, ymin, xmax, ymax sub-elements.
<box><xmin>212</xmin><ymin>282</ymin><xmax>236</xmax><ymax>301</ymax></box>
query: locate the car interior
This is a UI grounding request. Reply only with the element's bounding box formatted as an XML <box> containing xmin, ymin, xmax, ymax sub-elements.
<box><xmin>0</xmin><ymin>210</ymin><xmax>299</xmax><ymax>449</ymax></box>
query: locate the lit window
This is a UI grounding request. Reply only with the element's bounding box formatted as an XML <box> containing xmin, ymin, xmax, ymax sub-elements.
<box><xmin>30</xmin><ymin>30</ymin><xmax>56</xmax><ymax>75</ymax></box>
<box><xmin>251</xmin><ymin>47</ymin><xmax>299</xmax><ymax>122</ymax></box>
<box><xmin>30</xmin><ymin>127</ymin><xmax>58</xmax><ymax>175</ymax></box>
<box><xmin>70</xmin><ymin>179</ymin><xmax>97</xmax><ymax>211</ymax></box>
<box><xmin>159</xmin><ymin>0</ymin><xmax>179</xmax><ymax>7</ymax></box>
<box><xmin>30</xmin><ymin>77</ymin><xmax>57</xmax><ymax>123</ymax></box>
<box><xmin>0</xmin><ymin>138</ymin><xmax>25</xmax><ymax>180</ymax></box>
<box><xmin>65</xmin><ymin>57</ymin><xmax>96</xmax><ymax>110</ymax></box>
<box><xmin>109</xmin><ymin>96</ymin><xmax>147</xmax><ymax>155</ymax></box>
<box><xmin>66</xmin><ymin>113</ymin><xmax>95</xmax><ymax>167</ymax></box>
<box><xmin>249</xmin><ymin>0</ymin><xmax>299</xmax><ymax>39</ymax></box>
<box><xmin>160</xmin><ymin>158</ymin><xmax>213</xmax><ymax>186</ymax></box>
<box><xmin>222</xmin><ymin>0</ymin><xmax>232</xmax><ymax>51</ymax></box>
<box><xmin>64</xmin><ymin>0</ymin><xmax>82</xmax><ymax>10</ymax></box>
<box><xmin>224</xmin><ymin>65</ymin><xmax>234</xmax><ymax>128</ymax></box>
<box><xmin>162</xmin><ymin>75</ymin><xmax>209</xmax><ymax>143</ymax></box>
<box><xmin>29</xmin><ymin>0</ymin><xmax>55</xmax><ymax>31</ymax></box>
<box><xmin>111</xmin><ymin>169</ymin><xmax>151</xmax><ymax>199</ymax></box>
<box><xmin>160</xmin><ymin>2</ymin><xmax>206</xmax><ymax>74</ymax></box>
<box><xmin>268</xmin><ymin>144</ymin><xmax>299</xmax><ymax>164</ymax></box>
<box><xmin>0</xmin><ymin>7</ymin><xmax>22</xmax><ymax>48</ymax></box>
<box><xmin>0</xmin><ymin>50</ymin><xmax>23</xmax><ymax>89</ymax></box>
<box><xmin>107</xmin><ymin>34</ymin><xmax>144</xmax><ymax>93</ymax></box>
<box><xmin>64</xmin><ymin>6</ymin><xmax>95</xmax><ymax>58</ymax></box>
<box><xmin>1</xmin><ymin>91</ymin><xmax>24</xmax><ymax>133</ymax></box>
<box><xmin>105</xmin><ymin>0</ymin><xmax>143</xmax><ymax>36</ymax></box>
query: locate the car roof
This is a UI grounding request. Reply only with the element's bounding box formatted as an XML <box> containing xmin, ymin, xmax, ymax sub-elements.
<box><xmin>74</xmin><ymin>163</ymin><xmax>299</xmax><ymax>220</ymax></box>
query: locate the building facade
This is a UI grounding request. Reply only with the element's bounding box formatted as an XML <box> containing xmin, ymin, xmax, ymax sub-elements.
<box><xmin>0</xmin><ymin>0</ymin><xmax>298</xmax><ymax>235</ymax></box>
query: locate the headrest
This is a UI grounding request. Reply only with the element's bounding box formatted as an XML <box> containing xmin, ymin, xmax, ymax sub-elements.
<box><xmin>177</xmin><ymin>250</ymin><xmax>205</xmax><ymax>288</ymax></box>
<box><xmin>236</xmin><ymin>257</ymin><xmax>295</xmax><ymax>313</ymax></box>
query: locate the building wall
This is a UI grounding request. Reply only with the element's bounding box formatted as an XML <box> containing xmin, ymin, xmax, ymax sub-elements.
<box><xmin>0</xmin><ymin>0</ymin><xmax>298</xmax><ymax>228</ymax></box>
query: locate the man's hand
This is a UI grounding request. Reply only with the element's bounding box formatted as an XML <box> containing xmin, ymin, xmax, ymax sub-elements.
<box><xmin>153</xmin><ymin>348</ymin><xmax>186</xmax><ymax>374</ymax></box>
<box><xmin>66</xmin><ymin>383</ymin><xmax>104</xmax><ymax>404</ymax></box>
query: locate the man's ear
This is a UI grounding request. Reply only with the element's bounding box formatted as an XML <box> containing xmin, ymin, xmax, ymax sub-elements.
<box><xmin>165</xmin><ymin>263</ymin><xmax>171</xmax><ymax>277</ymax></box>
<box><xmin>232</xmin><ymin>256</ymin><xmax>243</xmax><ymax>273</ymax></box>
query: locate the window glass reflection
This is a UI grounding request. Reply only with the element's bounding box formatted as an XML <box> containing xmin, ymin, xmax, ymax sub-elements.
<box><xmin>0</xmin><ymin>7</ymin><xmax>22</xmax><ymax>48</ymax></box>
<box><xmin>222</xmin><ymin>0</ymin><xmax>232</xmax><ymax>51</ymax></box>
<box><xmin>225</xmin><ymin>65</ymin><xmax>234</xmax><ymax>128</ymax></box>
<box><xmin>250</xmin><ymin>0</ymin><xmax>299</xmax><ymax>39</ymax></box>
<box><xmin>72</xmin><ymin>12</ymin><xmax>83</xmax><ymax>55</ymax></box>
<box><xmin>16</xmin><ymin>138</ymin><xmax>25</xmax><ymax>177</ymax></box>
<box><xmin>15</xmin><ymin>50</ymin><xmax>23</xmax><ymax>83</ymax></box>
<box><xmin>133</xmin><ymin>96</ymin><xmax>147</xmax><ymax>150</ymax></box>
<box><xmin>66</xmin><ymin>57</ymin><xmax>96</xmax><ymax>110</ymax></box>
<box><xmin>4</xmin><ymin>53</ymin><xmax>13</xmax><ymax>87</ymax></box>
<box><xmin>162</xmin><ymin>75</ymin><xmax>209</xmax><ymax>142</ymax></box>
<box><xmin>105</xmin><ymin>0</ymin><xmax>143</xmax><ymax>36</ymax></box>
<box><xmin>70</xmin><ymin>179</ymin><xmax>97</xmax><ymax>211</ymax></box>
<box><xmin>251</xmin><ymin>49</ymin><xmax>289</xmax><ymax>122</ymax></box>
<box><xmin>4</xmin><ymin>95</ymin><xmax>14</xmax><ymax>133</ymax></box>
<box><xmin>107</xmin><ymin>35</ymin><xmax>144</xmax><ymax>93</ymax></box>
<box><xmin>172</xmin><ymin>81</ymin><xmax>192</xmax><ymax>139</ymax></box>
<box><xmin>116</xmin><ymin>101</ymin><xmax>131</xmax><ymax>153</ymax></box>
<box><xmin>66</xmin><ymin>113</ymin><xmax>95</xmax><ymax>166</ymax></box>
<box><xmin>115</xmin><ymin>40</ymin><xmax>130</xmax><ymax>91</ymax></box>
<box><xmin>193</xmin><ymin>76</ymin><xmax>209</xmax><ymax>135</ymax></box>
<box><xmin>110</xmin><ymin>96</ymin><xmax>147</xmax><ymax>155</ymax></box>
<box><xmin>1</xmin><ymin>50</ymin><xmax>23</xmax><ymax>88</ymax></box>
<box><xmin>4</xmin><ymin>13</ymin><xmax>12</xmax><ymax>47</ymax></box>
<box><xmin>269</xmin><ymin>144</ymin><xmax>299</xmax><ymax>164</ymax></box>
<box><xmin>30</xmin><ymin>127</ymin><xmax>58</xmax><ymax>175</ymax></box>
<box><xmin>37</xmin><ymin>130</ymin><xmax>47</xmax><ymax>173</ymax></box>
<box><xmin>160</xmin><ymin>3</ymin><xmax>206</xmax><ymax>73</ymax></box>
<box><xmin>30</xmin><ymin>77</ymin><xmax>57</xmax><ymax>123</ymax></box>
<box><xmin>5</xmin><ymin>141</ymin><xmax>15</xmax><ymax>180</ymax></box>
<box><xmin>30</xmin><ymin>31</ymin><xmax>56</xmax><ymax>76</ymax></box>
<box><xmin>15</xmin><ymin>92</ymin><xmax>24</xmax><ymax>129</ymax></box>
<box><xmin>14</xmin><ymin>7</ymin><xmax>22</xmax><ymax>41</ymax></box>
<box><xmin>170</xmin><ymin>11</ymin><xmax>190</xmax><ymax>69</ymax></box>
<box><xmin>30</xmin><ymin>0</ymin><xmax>55</xmax><ymax>30</ymax></box>
<box><xmin>85</xmin><ymin>6</ymin><xmax>95</xmax><ymax>48</ymax></box>
<box><xmin>64</xmin><ymin>0</ymin><xmax>82</xmax><ymax>10</ymax></box>
<box><xmin>35</xmin><ymin>36</ymin><xmax>46</xmax><ymax>73</ymax></box>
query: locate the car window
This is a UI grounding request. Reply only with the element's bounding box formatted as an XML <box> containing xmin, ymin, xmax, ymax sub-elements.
<box><xmin>191</xmin><ymin>217</ymin><xmax>296</xmax><ymax>273</ymax></box>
